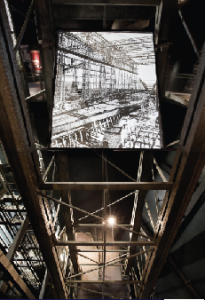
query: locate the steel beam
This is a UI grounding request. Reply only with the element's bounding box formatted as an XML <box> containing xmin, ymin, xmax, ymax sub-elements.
<box><xmin>39</xmin><ymin>269</ymin><xmax>49</xmax><ymax>299</ymax></box>
<box><xmin>125</xmin><ymin>152</ymin><xmax>152</xmax><ymax>275</ymax></box>
<box><xmin>74</xmin><ymin>249</ymin><xmax>129</xmax><ymax>252</ymax></box>
<box><xmin>40</xmin><ymin>182</ymin><xmax>173</xmax><ymax>190</ymax></box>
<box><xmin>55</xmin><ymin>152</ymin><xmax>80</xmax><ymax>275</ymax></box>
<box><xmin>167</xmin><ymin>257</ymin><xmax>201</xmax><ymax>299</ymax></box>
<box><xmin>14</xmin><ymin>1</ymin><xmax>34</xmax><ymax>53</ymax></box>
<box><xmin>58</xmin><ymin>46</ymin><xmax>138</xmax><ymax>75</ymax></box>
<box><xmin>0</xmin><ymin>250</ymin><xmax>35</xmax><ymax>299</ymax></box>
<box><xmin>0</xmin><ymin>3</ymin><xmax>67</xmax><ymax>298</ymax></box>
<box><xmin>139</xmin><ymin>42</ymin><xmax>205</xmax><ymax>298</ymax></box>
<box><xmin>34</xmin><ymin>0</ymin><xmax>56</xmax><ymax>139</ymax></box>
<box><xmin>55</xmin><ymin>241</ymin><xmax>155</xmax><ymax>246</ymax></box>
<box><xmin>52</xmin><ymin>0</ymin><xmax>160</xmax><ymax>5</ymax></box>
<box><xmin>76</xmin><ymin>223</ymin><xmax>133</xmax><ymax>227</ymax></box>
<box><xmin>67</xmin><ymin>280</ymin><xmax>142</xmax><ymax>284</ymax></box>
<box><xmin>6</xmin><ymin>216</ymin><xmax>29</xmax><ymax>262</ymax></box>
<box><xmin>53</xmin><ymin>5</ymin><xmax>156</xmax><ymax>21</ymax></box>
<box><xmin>165</xmin><ymin>92</ymin><xmax>189</xmax><ymax>107</ymax></box>
<box><xmin>25</xmin><ymin>89</ymin><xmax>46</xmax><ymax>102</ymax></box>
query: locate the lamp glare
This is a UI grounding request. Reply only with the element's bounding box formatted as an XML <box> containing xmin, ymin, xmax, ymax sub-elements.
<box><xmin>108</xmin><ymin>217</ymin><xmax>115</xmax><ymax>225</ymax></box>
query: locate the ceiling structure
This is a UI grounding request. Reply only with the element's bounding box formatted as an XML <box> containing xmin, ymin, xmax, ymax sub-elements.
<box><xmin>0</xmin><ymin>0</ymin><xmax>205</xmax><ymax>299</ymax></box>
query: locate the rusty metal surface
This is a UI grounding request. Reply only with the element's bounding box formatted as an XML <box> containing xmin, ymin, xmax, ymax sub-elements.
<box><xmin>0</xmin><ymin>3</ymin><xmax>67</xmax><ymax>298</ymax></box>
<box><xmin>139</xmin><ymin>42</ymin><xmax>205</xmax><ymax>298</ymax></box>
<box><xmin>56</xmin><ymin>152</ymin><xmax>80</xmax><ymax>275</ymax></box>
<box><xmin>34</xmin><ymin>0</ymin><xmax>56</xmax><ymax>143</ymax></box>
<box><xmin>40</xmin><ymin>182</ymin><xmax>173</xmax><ymax>190</ymax></box>
<box><xmin>0</xmin><ymin>250</ymin><xmax>35</xmax><ymax>299</ymax></box>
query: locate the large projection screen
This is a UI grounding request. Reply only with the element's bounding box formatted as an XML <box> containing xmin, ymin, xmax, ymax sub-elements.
<box><xmin>51</xmin><ymin>31</ymin><xmax>162</xmax><ymax>149</ymax></box>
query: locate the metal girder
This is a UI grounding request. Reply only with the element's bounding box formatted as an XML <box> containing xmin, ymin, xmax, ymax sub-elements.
<box><xmin>167</xmin><ymin>257</ymin><xmax>201</xmax><ymax>299</ymax></box>
<box><xmin>74</xmin><ymin>249</ymin><xmax>129</xmax><ymax>252</ymax></box>
<box><xmin>125</xmin><ymin>152</ymin><xmax>152</xmax><ymax>275</ymax></box>
<box><xmin>14</xmin><ymin>0</ymin><xmax>34</xmax><ymax>53</ymax></box>
<box><xmin>0</xmin><ymin>218</ymin><xmax>23</xmax><ymax>226</ymax></box>
<box><xmin>33</xmin><ymin>0</ymin><xmax>56</xmax><ymax>137</ymax></box>
<box><xmin>25</xmin><ymin>89</ymin><xmax>46</xmax><ymax>102</ymax></box>
<box><xmin>55</xmin><ymin>152</ymin><xmax>80</xmax><ymax>275</ymax></box>
<box><xmin>139</xmin><ymin>42</ymin><xmax>205</xmax><ymax>298</ymax></box>
<box><xmin>40</xmin><ymin>182</ymin><xmax>173</xmax><ymax>190</ymax></box>
<box><xmin>67</xmin><ymin>280</ymin><xmax>142</xmax><ymax>284</ymax></box>
<box><xmin>165</xmin><ymin>92</ymin><xmax>189</xmax><ymax>107</ymax></box>
<box><xmin>53</xmin><ymin>5</ymin><xmax>156</xmax><ymax>20</ymax></box>
<box><xmin>6</xmin><ymin>216</ymin><xmax>29</xmax><ymax>263</ymax></box>
<box><xmin>39</xmin><ymin>269</ymin><xmax>49</xmax><ymax>299</ymax></box>
<box><xmin>0</xmin><ymin>250</ymin><xmax>35</xmax><ymax>299</ymax></box>
<box><xmin>58</xmin><ymin>46</ymin><xmax>138</xmax><ymax>75</ymax></box>
<box><xmin>0</xmin><ymin>3</ymin><xmax>67</xmax><ymax>298</ymax></box>
<box><xmin>156</xmin><ymin>0</ymin><xmax>178</xmax><ymax>101</ymax></box>
<box><xmin>76</xmin><ymin>223</ymin><xmax>133</xmax><ymax>227</ymax></box>
<box><xmin>55</xmin><ymin>241</ymin><xmax>155</xmax><ymax>246</ymax></box>
<box><xmin>0</xmin><ymin>205</ymin><xmax>26</xmax><ymax>212</ymax></box>
<box><xmin>52</xmin><ymin>0</ymin><xmax>160</xmax><ymax>6</ymax></box>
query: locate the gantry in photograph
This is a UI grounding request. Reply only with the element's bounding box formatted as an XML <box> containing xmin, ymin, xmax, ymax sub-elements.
<box><xmin>51</xmin><ymin>31</ymin><xmax>161</xmax><ymax>149</ymax></box>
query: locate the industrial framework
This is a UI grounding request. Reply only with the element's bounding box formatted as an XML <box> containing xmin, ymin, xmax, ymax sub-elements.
<box><xmin>0</xmin><ymin>0</ymin><xmax>205</xmax><ymax>299</ymax></box>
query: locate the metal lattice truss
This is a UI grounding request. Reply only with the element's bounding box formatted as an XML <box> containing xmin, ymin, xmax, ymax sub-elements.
<box><xmin>0</xmin><ymin>0</ymin><xmax>205</xmax><ymax>299</ymax></box>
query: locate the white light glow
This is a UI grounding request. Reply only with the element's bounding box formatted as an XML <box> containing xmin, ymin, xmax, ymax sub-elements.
<box><xmin>108</xmin><ymin>217</ymin><xmax>115</xmax><ymax>226</ymax></box>
<box><xmin>60</xmin><ymin>253</ymin><xmax>64</xmax><ymax>261</ymax></box>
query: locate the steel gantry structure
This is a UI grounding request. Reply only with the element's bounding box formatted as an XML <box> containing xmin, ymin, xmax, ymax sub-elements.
<box><xmin>0</xmin><ymin>0</ymin><xmax>205</xmax><ymax>299</ymax></box>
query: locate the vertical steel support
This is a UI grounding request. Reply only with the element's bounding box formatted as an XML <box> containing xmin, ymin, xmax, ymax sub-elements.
<box><xmin>140</xmin><ymin>42</ymin><xmax>205</xmax><ymax>298</ymax></box>
<box><xmin>39</xmin><ymin>269</ymin><xmax>49</xmax><ymax>299</ymax></box>
<box><xmin>0</xmin><ymin>3</ymin><xmax>67</xmax><ymax>298</ymax></box>
<box><xmin>55</xmin><ymin>152</ymin><xmax>80</xmax><ymax>275</ymax></box>
<box><xmin>33</xmin><ymin>0</ymin><xmax>56</xmax><ymax>141</ymax></box>
<box><xmin>125</xmin><ymin>152</ymin><xmax>152</xmax><ymax>276</ymax></box>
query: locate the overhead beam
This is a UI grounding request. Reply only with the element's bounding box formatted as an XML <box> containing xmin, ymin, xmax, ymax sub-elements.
<box><xmin>165</xmin><ymin>92</ymin><xmax>189</xmax><ymax>107</ymax></box>
<box><xmin>0</xmin><ymin>250</ymin><xmax>35</xmax><ymax>299</ymax></box>
<box><xmin>40</xmin><ymin>182</ymin><xmax>173</xmax><ymax>191</ymax></box>
<box><xmin>53</xmin><ymin>4</ymin><xmax>156</xmax><ymax>21</ymax></box>
<box><xmin>58</xmin><ymin>46</ymin><xmax>138</xmax><ymax>75</ymax></box>
<box><xmin>74</xmin><ymin>249</ymin><xmax>129</xmax><ymax>252</ymax></box>
<box><xmin>140</xmin><ymin>42</ymin><xmax>205</xmax><ymax>298</ymax></box>
<box><xmin>55</xmin><ymin>152</ymin><xmax>80</xmax><ymax>275</ymax></box>
<box><xmin>55</xmin><ymin>241</ymin><xmax>155</xmax><ymax>246</ymax></box>
<box><xmin>39</xmin><ymin>269</ymin><xmax>49</xmax><ymax>299</ymax></box>
<box><xmin>34</xmin><ymin>0</ymin><xmax>55</xmax><ymax>139</ymax></box>
<box><xmin>0</xmin><ymin>3</ymin><xmax>67</xmax><ymax>298</ymax></box>
<box><xmin>67</xmin><ymin>280</ymin><xmax>142</xmax><ymax>284</ymax></box>
<box><xmin>52</xmin><ymin>0</ymin><xmax>160</xmax><ymax>5</ymax></box>
<box><xmin>75</xmin><ymin>223</ymin><xmax>133</xmax><ymax>227</ymax></box>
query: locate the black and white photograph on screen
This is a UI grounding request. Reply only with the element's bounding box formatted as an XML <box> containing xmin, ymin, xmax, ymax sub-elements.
<box><xmin>51</xmin><ymin>31</ymin><xmax>162</xmax><ymax>149</ymax></box>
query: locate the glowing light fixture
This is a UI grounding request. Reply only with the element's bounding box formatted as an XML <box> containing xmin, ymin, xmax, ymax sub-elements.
<box><xmin>108</xmin><ymin>217</ymin><xmax>115</xmax><ymax>225</ymax></box>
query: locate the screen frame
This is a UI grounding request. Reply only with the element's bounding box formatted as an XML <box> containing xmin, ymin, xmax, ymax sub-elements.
<box><xmin>49</xmin><ymin>30</ymin><xmax>164</xmax><ymax>150</ymax></box>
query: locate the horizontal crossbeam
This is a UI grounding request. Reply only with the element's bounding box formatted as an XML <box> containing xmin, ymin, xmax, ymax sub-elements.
<box><xmin>67</xmin><ymin>280</ymin><xmax>142</xmax><ymax>284</ymax></box>
<box><xmin>55</xmin><ymin>240</ymin><xmax>155</xmax><ymax>246</ymax></box>
<box><xmin>52</xmin><ymin>0</ymin><xmax>160</xmax><ymax>6</ymax></box>
<box><xmin>40</xmin><ymin>182</ymin><xmax>173</xmax><ymax>191</ymax></box>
